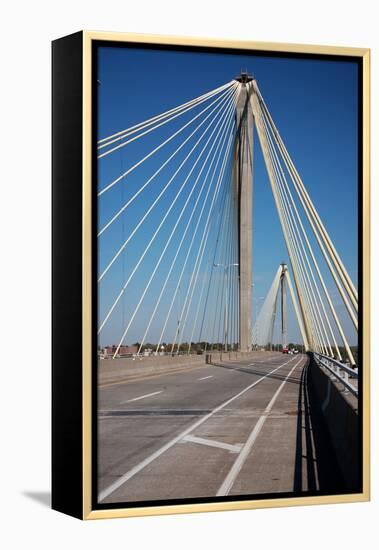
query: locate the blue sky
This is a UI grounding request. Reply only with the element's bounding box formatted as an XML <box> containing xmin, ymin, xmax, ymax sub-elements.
<box><xmin>97</xmin><ymin>45</ymin><xmax>358</xmax><ymax>348</ymax></box>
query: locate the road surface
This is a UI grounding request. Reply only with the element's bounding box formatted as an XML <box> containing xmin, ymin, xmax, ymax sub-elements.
<box><xmin>98</xmin><ymin>352</ymin><xmax>342</xmax><ymax>504</ymax></box>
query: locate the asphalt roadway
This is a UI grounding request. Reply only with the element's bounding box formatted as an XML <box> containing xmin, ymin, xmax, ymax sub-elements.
<box><xmin>98</xmin><ymin>351</ymin><xmax>343</xmax><ymax>504</ymax></box>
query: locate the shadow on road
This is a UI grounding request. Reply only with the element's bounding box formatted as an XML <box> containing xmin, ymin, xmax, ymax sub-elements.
<box><xmin>293</xmin><ymin>362</ymin><xmax>344</xmax><ymax>493</ymax></box>
<box><xmin>210</xmin><ymin>361</ymin><xmax>301</xmax><ymax>385</ymax></box>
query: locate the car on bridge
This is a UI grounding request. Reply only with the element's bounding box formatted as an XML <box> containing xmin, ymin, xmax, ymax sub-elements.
<box><xmin>282</xmin><ymin>347</ymin><xmax>289</xmax><ymax>354</ymax></box>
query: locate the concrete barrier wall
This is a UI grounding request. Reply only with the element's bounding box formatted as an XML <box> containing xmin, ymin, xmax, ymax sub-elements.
<box><xmin>307</xmin><ymin>355</ymin><xmax>361</xmax><ymax>492</ymax></box>
<box><xmin>99</xmin><ymin>355</ymin><xmax>205</xmax><ymax>385</ymax></box>
<box><xmin>99</xmin><ymin>351</ymin><xmax>262</xmax><ymax>385</ymax></box>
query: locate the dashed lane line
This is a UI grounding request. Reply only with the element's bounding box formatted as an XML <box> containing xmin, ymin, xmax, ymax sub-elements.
<box><xmin>121</xmin><ymin>391</ymin><xmax>163</xmax><ymax>404</ymax></box>
<box><xmin>99</xmin><ymin>355</ymin><xmax>298</xmax><ymax>502</ymax></box>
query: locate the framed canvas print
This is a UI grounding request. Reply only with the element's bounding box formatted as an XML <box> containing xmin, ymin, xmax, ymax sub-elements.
<box><xmin>52</xmin><ymin>31</ymin><xmax>370</xmax><ymax>520</ymax></box>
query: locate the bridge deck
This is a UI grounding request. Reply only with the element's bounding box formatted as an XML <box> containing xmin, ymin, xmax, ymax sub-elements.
<box><xmin>98</xmin><ymin>352</ymin><xmax>343</xmax><ymax>504</ymax></box>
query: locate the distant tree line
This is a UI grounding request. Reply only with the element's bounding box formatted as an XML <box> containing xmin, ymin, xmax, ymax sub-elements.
<box><xmin>99</xmin><ymin>342</ymin><xmax>358</xmax><ymax>362</ymax></box>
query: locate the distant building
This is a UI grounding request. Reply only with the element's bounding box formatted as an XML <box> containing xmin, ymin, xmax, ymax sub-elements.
<box><xmin>118</xmin><ymin>345</ymin><xmax>138</xmax><ymax>356</ymax></box>
<box><xmin>101</xmin><ymin>345</ymin><xmax>138</xmax><ymax>358</ymax></box>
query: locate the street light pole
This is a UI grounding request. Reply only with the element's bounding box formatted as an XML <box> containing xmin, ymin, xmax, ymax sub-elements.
<box><xmin>214</xmin><ymin>263</ymin><xmax>239</xmax><ymax>353</ymax></box>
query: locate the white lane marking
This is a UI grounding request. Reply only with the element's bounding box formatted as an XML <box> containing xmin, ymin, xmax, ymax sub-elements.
<box><xmin>99</xmin><ymin>355</ymin><xmax>297</xmax><ymax>502</ymax></box>
<box><xmin>198</xmin><ymin>375</ymin><xmax>213</xmax><ymax>381</ymax></box>
<box><xmin>182</xmin><ymin>434</ymin><xmax>242</xmax><ymax>453</ymax></box>
<box><xmin>121</xmin><ymin>391</ymin><xmax>163</xmax><ymax>404</ymax></box>
<box><xmin>217</xmin><ymin>356</ymin><xmax>303</xmax><ymax>496</ymax></box>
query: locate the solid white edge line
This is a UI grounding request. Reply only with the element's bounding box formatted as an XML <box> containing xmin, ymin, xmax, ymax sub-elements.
<box><xmin>217</xmin><ymin>356</ymin><xmax>304</xmax><ymax>496</ymax></box>
<box><xmin>98</xmin><ymin>355</ymin><xmax>297</xmax><ymax>502</ymax></box>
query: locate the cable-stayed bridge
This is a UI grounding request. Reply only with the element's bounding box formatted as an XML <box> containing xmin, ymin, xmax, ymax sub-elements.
<box><xmin>97</xmin><ymin>74</ymin><xmax>360</xmax><ymax>504</ymax></box>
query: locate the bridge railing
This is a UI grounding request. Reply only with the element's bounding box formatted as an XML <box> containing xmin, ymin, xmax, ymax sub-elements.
<box><xmin>313</xmin><ymin>352</ymin><xmax>358</xmax><ymax>397</ymax></box>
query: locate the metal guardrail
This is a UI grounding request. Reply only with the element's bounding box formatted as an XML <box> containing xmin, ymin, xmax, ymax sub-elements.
<box><xmin>313</xmin><ymin>352</ymin><xmax>358</xmax><ymax>397</ymax></box>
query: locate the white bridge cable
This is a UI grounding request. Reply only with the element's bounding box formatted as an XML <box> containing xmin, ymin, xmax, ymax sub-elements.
<box><xmin>231</xmin><ymin>164</ymin><xmax>240</xmax><ymax>349</ymax></box>
<box><xmin>260</xmin><ymin>109</ymin><xmax>345</xmax><ymax>361</ymax></box>
<box><xmin>98</xmin><ymin>83</ymin><xmax>238</xmax><ymax>197</ymax></box>
<box><xmin>252</xmin><ymin>266</ymin><xmax>282</xmax><ymax>347</ymax></box>
<box><xmin>228</xmin><ymin>198</ymin><xmax>236</xmax><ymax>349</ymax></box>
<box><xmin>230</xmin><ymin>181</ymin><xmax>239</xmax><ymax>349</ymax></box>
<box><xmin>252</xmin><ymin>94</ymin><xmax>319</xmax><ymax>351</ymax></box>
<box><xmin>230</xmin><ymin>233</ymin><xmax>237</xmax><ymax>348</ymax></box>
<box><xmin>97</xmin><ymin>82</ymin><xmax>236</xmax><ymax>159</ymax></box>
<box><xmin>100</xmin><ymin>88</ymin><xmax>238</xmax><ymax>337</ymax></box>
<box><xmin>135</xmin><ymin>100</ymin><xmax>236</xmax><ymax>354</ymax></box>
<box><xmin>227</xmin><ymin>182</ymin><xmax>239</xmax><ymax>350</ymax></box>
<box><xmin>267</xmin><ymin>129</ymin><xmax>328</xmax><ymax>355</ymax></box>
<box><xmin>215</xmin><ymin>178</ymin><xmax>233</xmax><ymax>349</ymax></box>
<box><xmin>261</xmin><ymin>111</ymin><xmax>356</xmax><ymax>364</ymax></box>
<box><xmin>170</xmin><ymin>121</ymin><xmax>237</xmax><ymax>353</ymax></box>
<box><xmin>188</xmin><ymin>169</ymin><xmax>235</xmax><ymax>354</ymax></box>
<box><xmin>285</xmin><ymin>268</ymin><xmax>310</xmax><ymax>350</ymax></box>
<box><xmin>112</xmin><ymin>94</ymin><xmax>238</xmax><ymax>355</ymax></box>
<box><xmin>153</xmin><ymin>148</ymin><xmax>227</xmax><ymax>352</ymax></box>
<box><xmin>186</xmin><ymin>163</ymin><xmax>232</xmax><ymax>351</ymax></box>
<box><xmin>268</xmin><ymin>283</ymin><xmax>279</xmax><ymax>346</ymax></box>
<box><xmin>210</xmin><ymin>190</ymin><xmax>234</xmax><ymax>349</ymax></box>
<box><xmin>253</xmin><ymin>268</ymin><xmax>280</xmax><ymax>348</ymax></box>
<box><xmin>216</xmin><ymin>92</ymin><xmax>242</xmax><ymax>351</ymax></box>
<box><xmin>250</xmin><ymin>91</ymin><xmax>319</xmax><ymax>352</ymax></box>
<box><xmin>259</xmin><ymin>101</ymin><xmax>359</xmax><ymax>333</ymax></box>
<box><xmin>187</xmin><ymin>225</ymin><xmax>225</xmax><ymax>352</ymax></box>
<box><xmin>226</xmin><ymin>149</ymin><xmax>240</xmax><ymax>350</ymax></box>
<box><xmin>262</xmin><ymin>113</ymin><xmax>334</xmax><ymax>357</ymax></box>
<box><xmin>196</xmin><ymin>170</ymin><xmax>232</xmax><ymax>348</ymax></box>
<box><xmin>201</xmin><ymin>178</ymin><xmax>234</xmax><ymax>350</ymax></box>
<box><xmin>253</xmin><ymin>265</ymin><xmax>312</xmax><ymax>352</ymax></box>
<box><xmin>173</xmin><ymin>131</ymin><xmax>236</xmax><ymax>353</ymax></box>
<box><xmin>98</xmin><ymin>78</ymin><xmax>356</xmax><ymax>364</ymax></box>
<box><xmin>98</xmin><ymin>87</ymin><xmax>237</xmax><ymax>284</ymax></box>
<box><xmin>253</xmin><ymin>81</ymin><xmax>358</xmax><ymax>311</ymax></box>
<box><xmin>155</xmin><ymin>122</ymin><xmax>235</xmax><ymax>353</ymax></box>
<box><xmin>257</xmin><ymin>93</ymin><xmax>355</xmax><ymax>363</ymax></box>
<box><xmin>279</xmin><ymin>139</ymin><xmax>359</xmax><ymax>329</ymax></box>
<box><xmin>214</xmin><ymin>179</ymin><xmax>236</xmax><ymax>350</ymax></box>
<box><xmin>217</xmin><ymin>182</ymin><xmax>236</xmax><ymax>350</ymax></box>
<box><xmin>98</xmin><ymin>81</ymin><xmax>235</xmax><ymax>147</ymax></box>
<box><xmin>254</xmin><ymin>80</ymin><xmax>358</xmax><ymax>306</ymax></box>
<box><xmin>270</xmin><ymin>140</ymin><xmax>330</xmax><ymax>355</ymax></box>
<box><xmin>98</xmin><ymin>86</ymin><xmax>237</xmax><ymax>236</ymax></box>
<box><xmin>251</xmin><ymin>89</ymin><xmax>357</xmax><ymax>361</ymax></box>
<box><xmin>235</xmin><ymin>193</ymin><xmax>241</xmax><ymax>347</ymax></box>
<box><xmin>276</xmin><ymin>169</ymin><xmax>333</xmax><ymax>355</ymax></box>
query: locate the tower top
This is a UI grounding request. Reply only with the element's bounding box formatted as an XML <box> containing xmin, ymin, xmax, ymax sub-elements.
<box><xmin>235</xmin><ymin>70</ymin><xmax>253</xmax><ymax>83</ymax></box>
